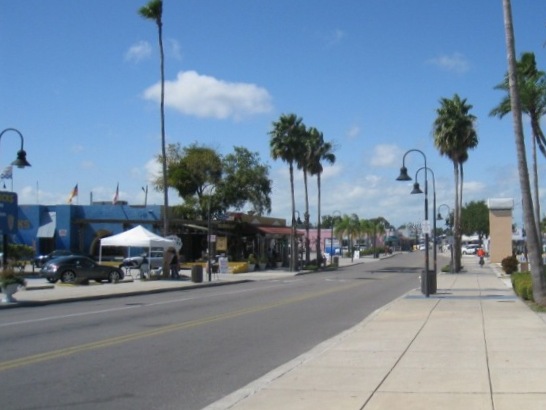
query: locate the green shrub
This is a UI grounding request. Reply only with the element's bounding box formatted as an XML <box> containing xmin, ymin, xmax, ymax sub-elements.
<box><xmin>441</xmin><ymin>264</ymin><xmax>453</xmax><ymax>273</ymax></box>
<box><xmin>511</xmin><ymin>272</ymin><xmax>534</xmax><ymax>301</ymax></box>
<box><xmin>501</xmin><ymin>255</ymin><xmax>519</xmax><ymax>275</ymax></box>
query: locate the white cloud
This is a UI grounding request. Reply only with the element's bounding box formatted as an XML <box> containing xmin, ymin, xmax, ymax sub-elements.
<box><xmin>462</xmin><ymin>180</ymin><xmax>487</xmax><ymax>195</ymax></box>
<box><xmin>145</xmin><ymin>157</ymin><xmax>161</xmax><ymax>181</ymax></box>
<box><xmin>370</xmin><ymin>144</ymin><xmax>400</xmax><ymax>167</ymax></box>
<box><xmin>143</xmin><ymin>70</ymin><xmax>273</xmax><ymax>120</ymax></box>
<box><xmin>125</xmin><ymin>41</ymin><xmax>152</xmax><ymax>62</ymax></box>
<box><xmin>427</xmin><ymin>52</ymin><xmax>470</xmax><ymax>74</ymax></box>
<box><xmin>346</xmin><ymin>125</ymin><xmax>360</xmax><ymax>140</ymax></box>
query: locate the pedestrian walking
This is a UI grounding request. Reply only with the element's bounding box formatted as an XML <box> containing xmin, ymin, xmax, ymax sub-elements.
<box><xmin>169</xmin><ymin>248</ymin><xmax>179</xmax><ymax>279</ymax></box>
<box><xmin>477</xmin><ymin>247</ymin><xmax>485</xmax><ymax>267</ymax></box>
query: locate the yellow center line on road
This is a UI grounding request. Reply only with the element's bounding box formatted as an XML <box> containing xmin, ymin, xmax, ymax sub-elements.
<box><xmin>0</xmin><ymin>280</ymin><xmax>361</xmax><ymax>372</ymax></box>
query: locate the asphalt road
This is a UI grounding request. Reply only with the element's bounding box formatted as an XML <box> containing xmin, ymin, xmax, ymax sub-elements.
<box><xmin>0</xmin><ymin>252</ymin><xmax>444</xmax><ymax>410</ymax></box>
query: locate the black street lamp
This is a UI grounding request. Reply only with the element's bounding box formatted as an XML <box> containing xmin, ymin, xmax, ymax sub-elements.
<box><xmin>0</xmin><ymin>128</ymin><xmax>31</xmax><ymax>267</ymax></box>
<box><xmin>206</xmin><ymin>187</ymin><xmax>215</xmax><ymax>282</ymax></box>
<box><xmin>396</xmin><ymin>149</ymin><xmax>432</xmax><ymax>297</ymax></box>
<box><xmin>413</xmin><ymin>166</ymin><xmax>437</xmax><ymax>286</ymax></box>
<box><xmin>0</xmin><ymin>128</ymin><xmax>31</xmax><ymax>169</ymax></box>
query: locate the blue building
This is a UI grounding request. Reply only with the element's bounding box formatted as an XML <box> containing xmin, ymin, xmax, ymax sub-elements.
<box><xmin>14</xmin><ymin>202</ymin><xmax>164</xmax><ymax>258</ymax></box>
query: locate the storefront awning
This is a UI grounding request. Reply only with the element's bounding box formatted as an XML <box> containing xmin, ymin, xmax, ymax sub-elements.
<box><xmin>257</xmin><ymin>226</ymin><xmax>298</xmax><ymax>236</ymax></box>
<box><xmin>37</xmin><ymin>212</ymin><xmax>56</xmax><ymax>238</ymax></box>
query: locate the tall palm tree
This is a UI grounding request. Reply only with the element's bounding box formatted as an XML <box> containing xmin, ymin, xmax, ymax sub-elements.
<box><xmin>432</xmin><ymin>94</ymin><xmax>478</xmax><ymax>272</ymax></box>
<box><xmin>307</xmin><ymin>128</ymin><xmax>336</xmax><ymax>266</ymax></box>
<box><xmin>501</xmin><ymin>0</ymin><xmax>546</xmax><ymax>304</ymax></box>
<box><xmin>359</xmin><ymin>219</ymin><xmax>373</xmax><ymax>249</ymax></box>
<box><xmin>296</xmin><ymin>127</ymin><xmax>312</xmax><ymax>265</ymax></box>
<box><xmin>269</xmin><ymin>113</ymin><xmax>305</xmax><ymax>271</ymax></box>
<box><xmin>139</xmin><ymin>0</ymin><xmax>169</xmax><ymax>236</ymax></box>
<box><xmin>490</xmin><ymin>52</ymin><xmax>546</xmax><ymax>238</ymax></box>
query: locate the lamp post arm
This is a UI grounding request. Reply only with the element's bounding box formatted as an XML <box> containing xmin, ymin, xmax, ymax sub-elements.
<box><xmin>0</xmin><ymin>128</ymin><xmax>25</xmax><ymax>150</ymax></box>
<box><xmin>401</xmin><ymin>148</ymin><xmax>427</xmax><ymax>169</ymax></box>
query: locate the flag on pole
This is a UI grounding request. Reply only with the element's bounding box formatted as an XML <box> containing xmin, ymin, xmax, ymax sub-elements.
<box><xmin>67</xmin><ymin>184</ymin><xmax>78</xmax><ymax>204</ymax></box>
<box><xmin>113</xmin><ymin>183</ymin><xmax>119</xmax><ymax>205</ymax></box>
<box><xmin>0</xmin><ymin>165</ymin><xmax>13</xmax><ymax>180</ymax></box>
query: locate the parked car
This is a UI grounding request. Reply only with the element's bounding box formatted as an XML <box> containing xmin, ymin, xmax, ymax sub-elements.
<box><xmin>34</xmin><ymin>249</ymin><xmax>86</xmax><ymax>268</ymax></box>
<box><xmin>119</xmin><ymin>250</ymin><xmax>164</xmax><ymax>270</ymax></box>
<box><xmin>461</xmin><ymin>244</ymin><xmax>479</xmax><ymax>255</ymax></box>
<box><xmin>40</xmin><ymin>255</ymin><xmax>124</xmax><ymax>284</ymax></box>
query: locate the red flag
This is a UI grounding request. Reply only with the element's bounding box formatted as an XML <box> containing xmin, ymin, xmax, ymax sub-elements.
<box><xmin>67</xmin><ymin>184</ymin><xmax>78</xmax><ymax>204</ymax></box>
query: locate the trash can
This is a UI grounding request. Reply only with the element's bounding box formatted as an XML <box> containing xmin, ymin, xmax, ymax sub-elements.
<box><xmin>191</xmin><ymin>265</ymin><xmax>203</xmax><ymax>283</ymax></box>
<box><xmin>333</xmin><ymin>256</ymin><xmax>339</xmax><ymax>267</ymax></box>
<box><xmin>421</xmin><ymin>270</ymin><xmax>437</xmax><ymax>295</ymax></box>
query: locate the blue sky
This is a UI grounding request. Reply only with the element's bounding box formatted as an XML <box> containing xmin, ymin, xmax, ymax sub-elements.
<box><xmin>1</xmin><ymin>0</ymin><xmax>545</xmax><ymax>229</ymax></box>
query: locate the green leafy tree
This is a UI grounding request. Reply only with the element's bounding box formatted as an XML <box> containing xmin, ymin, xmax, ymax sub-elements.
<box><xmin>460</xmin><ymin>201</ymin><xmax>489</xmax><ymax>244</ymax></box>
<box><xmin>501</xmin><ymin>0</ymin><xmax>546</xmax><ymax>304</ymax></box>
<box><xmin>139</xmin><ymin>0</ymin><xmax>168</xmax><ymax>235</ymax></box>
<box><xmin>219</xmin><ymin>146</ymin><xmax>272</xmax><ymax>215</ymax></box>
<box><xmin>432</xmin><ymin>94</ymin><xmax>478</xmax><ymax>272</ymax></box>
<box><xmin>490</xmin><ymin>52</ymin><xmax>546</xmax><ymax>238</ymax></box>
<box><xmin>269</xmin><ymin>113</ymin><xmax>306</xmax><ymax>271</ymax></box>
<box><xmin>158</xmin><ymin>143</ymin><xmax>271</xmax><ymax>220</ymax></box>
<box><xmin>157</xmin><ymin>143</ymin><xmax>222</xmax><ymax>219</ymax></box>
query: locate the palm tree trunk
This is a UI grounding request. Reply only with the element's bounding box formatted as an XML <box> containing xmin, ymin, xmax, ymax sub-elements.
<box><xmin>303</xmin><ymin>170</ymin><xmax>310</xmax><ymax>265</ymax></box>
<box><xmin>531</xmin><ymin>130</ymin><xmax>542</xmax><ymax>244</ymax></box>
<box><xmin>453</xmin><ymin>161</ymin><xmax>462</xmax><ymax>272</ymax></box>
<box><xmin>503</xmin><ymin>0</ymin><xmax>546</xmax><ymax>304</ymax></box>
<box><xmin>289</xmin><ymin>162</ymin><xmax>297</xmax><ymax>272</ymax></box>
<box><xmin>158</xmin><ymin>18</ymin><xmax>169</xmax><ymax>236</ymax></box>
<box><xmin>316</xmin><ymin>173</ymin><xmax>323</xmax><ymax>267</ymax></box>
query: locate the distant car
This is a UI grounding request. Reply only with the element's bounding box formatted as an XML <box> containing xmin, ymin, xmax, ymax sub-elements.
<box><xmin>40</xmin><ymin>255</ymin><xmax>124</xmax><ymax>284</ymax></box>
<box><xmin>418</xmin><ymin>244</ymin><xmax>427</xmax><ymax>251</ymax></box>
<box><xmin>462</xmin><ymin>244</ymin><xmax>479</xmax><ymax>255</ymax></box>
<box><xmin>34</xmin><ymin>250</ymin><xmax>87</xmax><ymax>268</ymax></box>
<box><xmin>119</xmin><ymin>250</ymin><xmax>164</xmax><ymax>270</ymax></box>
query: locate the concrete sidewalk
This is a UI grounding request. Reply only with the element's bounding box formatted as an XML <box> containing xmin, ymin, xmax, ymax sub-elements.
<box><xmin>205</xmin><ymin>258</ymin><xmax>546</xmax><ymax>410</ymax></box>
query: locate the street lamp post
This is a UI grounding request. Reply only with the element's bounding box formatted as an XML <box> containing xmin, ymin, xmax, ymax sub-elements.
<box><xmin>396</xmin><ymin>149</ymin><xmax>432</xmax><ymax>297</ymax></box>
<box><xmin>330</xmin><ymin>210</ymin><xmax>341</xmax><ymax>264</ymax></box>
<box><xmin>0</xmin><ymin>128</ymin><xmax>31</xmax><ymax>169</ymax></box>
<box><xmin>206</xmin><ymin>186</ymin><xmax>216</xmax><ymax>282</ymax></box>
<box><xmin>437</xmin><ymin>204</ymin><xmax>454</xmax><ymax>274</ymax></box>
<box><xmin>412</xmin><ymin>166</ymin><xmax>437</xmax><ymax>291</ymax></box>
<box><xmin>0</xmin><ymin>128</ymin><xmax>31</xmax><ymax>267</ymax></box>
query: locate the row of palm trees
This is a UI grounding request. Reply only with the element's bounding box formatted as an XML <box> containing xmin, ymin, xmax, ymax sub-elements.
<box><xmin>269</xmin><ymin>114</ymin><xmax>336</xmax><ymax>269</ymax></box>
<box><xmin>333</xmin><ymin>215</ymin><xmax>390</xmax><ymax>260</ymax></box>
<box><xmin>497</xmin><ymin>0</ymin><xmax>546</xmax><ymax>304</ymax></box>
<box><xmin>431</xmin><ymin>1</ymin><xmax>546</xmax><ymax>305</ymax></box>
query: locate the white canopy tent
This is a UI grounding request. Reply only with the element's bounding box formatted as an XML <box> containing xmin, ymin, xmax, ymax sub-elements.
<box><xmin>99</xmin><ymin>225</ymin><xmax>176</xmax><ymax>262</ymax></box>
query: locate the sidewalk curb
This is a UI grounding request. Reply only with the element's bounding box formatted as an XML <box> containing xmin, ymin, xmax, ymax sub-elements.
<box><xmin>0</xmin><ymin>279</ymin><xmax>252</xmax><ymax>309</ymax></box>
